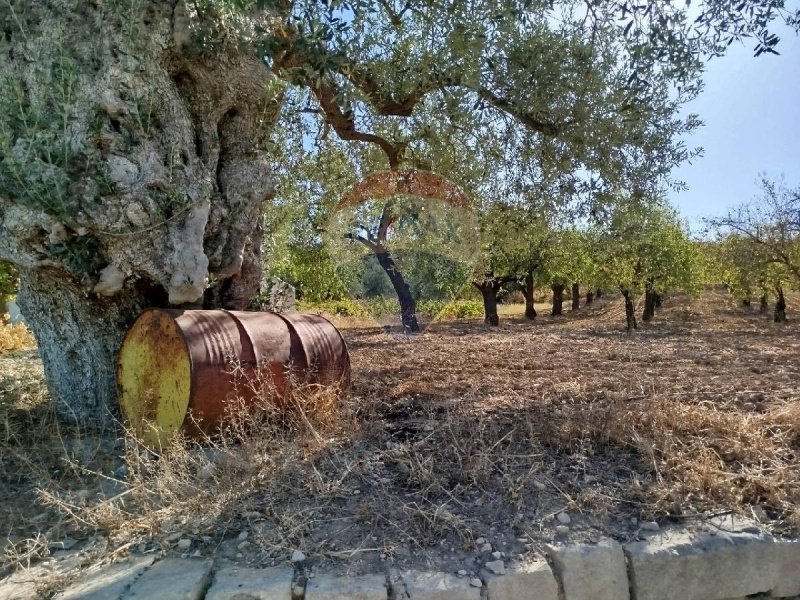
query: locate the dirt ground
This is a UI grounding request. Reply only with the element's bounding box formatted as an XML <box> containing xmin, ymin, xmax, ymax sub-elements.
<box><xmin>1</xmin><ymin>288</ymin><xmax>798</xmax><ymax>587</ymax></box>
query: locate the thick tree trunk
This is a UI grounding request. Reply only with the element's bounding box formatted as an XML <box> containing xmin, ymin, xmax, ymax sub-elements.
<box><xmin>774</xmin><ymin>286</ymin><xmax>787</xmax><ymax>322</ymax></box>
<box><xmin>375</xmin><ymin>250</ymin><xmax>420</xmax><ymax>333</ymax></box>
<box><xmin>0</xmin><ymin>2</ymin><xmax>278</xmax><ymax>425</ymax></box>
<box><xmin>17</xmin><ymin>268</ymin><xmax>160</xmax><ymax>429</ymax></box>
<box><xmin>478</xmin><ymin>284</ymin><xmax>500</xmax><ymax>326</ymax></box>
<box><xmin>571</xmin><ymin>283</ymin><xmax>580</xmax><ymax>311</ymax></box>
<box><xmin>760</xmin><ymin>294</ymin><xmax>769</xmax><ymax>314</ymax></box>
<box><xmin>551</xmin><ymin>283</ymin><xmax>565</xmax><ymax>316</ymax></box>
<box><xmin>622</xmin><ymin>289</ymin><xmax>638</xmax><ymax>332</ymax></box>
<box><xmin>585</xmin><ymin>291</ymin><xmax>594</xmax><ymax>305</ymax></box>
<box><xmin>742</xmin><ymin>297</ymin><xmax>752</xmax><ymax>308</ymax></box>
<box><xmin>595</xmin><ymin>289</ymin><xmax>603</xmax><ymax>299</ymax></box>
<box><xmin>523</xmin><ymin>271</ymin><xmax>536</xmax><ymax>320</ymax></box>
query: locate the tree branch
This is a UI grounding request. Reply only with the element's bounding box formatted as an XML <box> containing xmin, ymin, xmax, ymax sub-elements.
<box><xmin>344</xmin><ymin>232</ymin><xmax>381</xmax><ymax>253</ymax></box>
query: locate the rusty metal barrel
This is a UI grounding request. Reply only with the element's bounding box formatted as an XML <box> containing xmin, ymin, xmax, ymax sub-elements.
<box><xmin>116</xmin><ymin>309</ymin><xmax>350</xmax><ymax>446</ymax></box>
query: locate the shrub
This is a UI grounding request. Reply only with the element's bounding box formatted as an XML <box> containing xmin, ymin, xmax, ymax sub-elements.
<box><xmin>0</xmin><ymin>320</ymin><xmax>36</xmax><ymax>355</ymax></box>
<box><xmin>436</xmin><ymin>299</ymin><xmax>484</xmax><ymax>319</ymax></box>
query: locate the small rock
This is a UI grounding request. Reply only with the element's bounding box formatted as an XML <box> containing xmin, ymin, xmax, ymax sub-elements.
<box><xmin>470</xmin><ymin>578</ymin><xmax>483</xmax><ymax>588</ymax></box>
<box><xmin>457</xmin><ymin>569</ymin><xmax>467</xmax><ymax>577</ymax></box>
<box><xmin>238</xmin><ymin>541</ymin><xmax>251</xmax><ymax>551</ymax></box>
<box><xmin>555</xmin><ymin>525</ymin><xmax>570</xmax><ymax>536</ymax></box>
<box><xmin>50</xmin><ymin>537</ymin><xmax>78</xmax><ymax>551</ymax></box>
<box><xmin>237</xmin><ymin>531</ymin><xmax>249</xmax><ymax>541</ymax></box>
<box><xmin>475</xmin><ymin>537</ymin><xmax>486</xmax><ymax>545</ymax></box>
<box><xmin>491</xmin><ymin>551</ymin><xmax>503</xmax><ymax>560</ymax></box>
<box><xmin>481</xmin><ymin>543</ymin><xmax>493</xmax><ymax>553</ymax></box>
<box><xmin>533</xmin><ymin>481</ymin><xmax>546</xmax><ymax>491</ymax></box>
<box><xmin>557</xmin><ymin>512</ymin><xmax>571</xmax><ymax>524</ymax></box>
<box><xmin>165</xmin><ymin>532</ymin><xmax>182</xmax><ymax>543</ymax></box>
<box><xmin>640</xmin><ymin>521</ymin><xmax>660</xmax><ymax>532</ymax></box>
<box><xmin>485</xmin><ymin>560</ymin><xmax>505</xmax><ymax>575</ymax></box>
<box><xmin>198</xmin><ymin>464</ymin><xmax>215</xmax><ymax>481</ymax></box>
<box><xmin>177</xmin><ymin>538</ymin><xmax>192</xmax><ymax>550</ymax></box>
<box><xmin>291</xmin><ymin>549</ymin><xmax>306</xmax><ymax>562</ymax></box>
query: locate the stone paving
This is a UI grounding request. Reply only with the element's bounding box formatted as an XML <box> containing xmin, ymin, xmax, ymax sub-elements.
<box><xmin>1</xmin><ymin>528</ymin><xmax>798</xmax><ymax>600</ymax></box>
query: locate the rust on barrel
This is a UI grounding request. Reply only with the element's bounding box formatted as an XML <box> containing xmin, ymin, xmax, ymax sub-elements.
<box><xmin>116</xmin><ymin>309</ymin><xmax>350</xmax><ymax>447</ymax></box>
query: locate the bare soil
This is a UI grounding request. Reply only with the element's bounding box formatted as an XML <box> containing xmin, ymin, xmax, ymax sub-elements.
<box><xmin>1</xmin><ymin>289</ymin><xmax>798</xmax><ymax>588</ymax></box>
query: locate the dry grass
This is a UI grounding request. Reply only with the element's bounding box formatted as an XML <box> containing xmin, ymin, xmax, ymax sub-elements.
<box><xmin>1</xmin><ymin>289</ymin><xmax>798</xmax><ymax>581</ymax></box>
<box><xmin>0</xmin><ymin>317</ymin><xmax>36</xmax><ymax>355</ymax></box>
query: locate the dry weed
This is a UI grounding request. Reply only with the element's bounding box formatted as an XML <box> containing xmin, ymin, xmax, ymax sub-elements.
<box><xmin>0</xmin><ymin>317</ymin><xmax>36</xmax><ymax>355</ymax></box>
<box><xmin>1</xmin><ymin>289</ymin><xmax>799</xmax><ymax>580</ymax></box>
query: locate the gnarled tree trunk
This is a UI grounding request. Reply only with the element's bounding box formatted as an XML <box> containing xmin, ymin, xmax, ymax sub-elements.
<box><xmin>622</xmin><ymin>289</ymin><xmax>637</xmax><ymax>332</ymax></box>
<box><xmin>477</xmin><ymin>284</ymin><xmax>500</xmax><ymax>326</ymax></box>
<box><xmin>571</xmin><ymin>283</ymin><xmax>580</xmax><ymax>312</ymax></box>
<box><xmin>522</xmin><ymin>270</ymin><xmax>537</xmax><ymax>320</ymax></box>
<box><xmin>774</xmin><ymin>286</ymin><xmax>786</xmax><ymax>322</ymax></box>
<box><xmin>585</xmin><ymin>291</ymin><xmax>594</xmax><ymax>305</ymax></box>
<box><xmin>375</xmin><ymin>250</ymin><xmax>420</xmax><ymax>333</ymax></box>
<box><xmin>551</xmin><ymin>283</ymin><xmax>565</xmax><ymax>316</ymax></box>
<box><xmin>642</xmin><ymin>280</ymin><xmax>657</xmax><ymax>322</ymax></box>
<box><xmin>0</xmin><ymin>1</ymin><xmax>278</xmax><ymax>427</ymax></box>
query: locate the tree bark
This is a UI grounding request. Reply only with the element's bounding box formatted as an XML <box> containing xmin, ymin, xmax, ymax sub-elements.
<box><xmin>774</xmin><ymin>286</ymin><xmax>787</xmax><ymax>322</ymax></box>
<box><xmin>742</xmin><ymin>297</ymin><xmax>752</xmax><ymax>308</ymax></box>
<box><xmin>551</xmin><ymin>283</ymin><xmax>565</xmax><ymax>316</ymax></box>
<box><xmin>477</xmin><ymin>284</ymin><xmax>500</xmax><ymax>326</ymax></box>
<box><xmin>375</xmin><ymin>250</ymin><xmax>420</xmax><ymax>332</ymax></box>
<box><xmin>595</xmin><ymin>289</ymin><xmax>603</xmax><ymax>299</ymax></box>
<box><xmin>571</xmin><ymin>283</ymin><xmax>580</xmax><ymax>311</ymax></box>
<box><xmin>642</xmin><ymin>281</ymin><xmax>657</xmax><ymax>322</ymax></box>
<box><xmin>523</xmin><ymin>270</ymin><xmax>537</xmax><ymax>320</ymax></box>
<box><xmin>622</xmin><ymin>289</ymin><xmax>638</xmax><ymax>332</ymax></box>
<box><xmin>759</xmin><ymin>294</ymin><xmax>769</xmax><ymax>314</ymax></box>
<box><xmin>17</xmin><ymin>268</ymin><xmax>161</xmax><ymax>428</ymax></box>
<box><xmin>0</xmin><ymin>1</ymin><xmax>278</xmax><ymax>425</ymax></box>
<box><xmin>585</xmin><ymin>291</ymin><xmax>594</xmax><ymax>305</ymax></box>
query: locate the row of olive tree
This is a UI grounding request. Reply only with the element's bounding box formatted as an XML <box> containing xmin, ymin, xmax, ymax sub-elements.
<box><xmin>711</xmin><ymin>177</ymin><xmax>800</xmax><ymax>322</ymax></box>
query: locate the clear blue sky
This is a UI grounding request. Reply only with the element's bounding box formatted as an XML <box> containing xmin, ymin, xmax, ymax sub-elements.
<box><xmin>670</xmin><ymin>22</ymin><xmax>800</xmax><ymax>228</ymax></box>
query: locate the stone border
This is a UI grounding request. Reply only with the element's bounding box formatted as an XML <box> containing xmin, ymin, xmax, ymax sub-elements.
<box><xmin>7</xmin><ymin>528</ymin><xmax>795</xmax><ymax>600</ymax></box>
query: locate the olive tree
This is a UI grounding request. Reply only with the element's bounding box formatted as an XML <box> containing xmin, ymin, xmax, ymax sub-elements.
<box><xmin>594</xmin><ymin>202</ymin><xmax>701</xmax><ymax>331</ymax></box>
<box><xmin>711</xmin><ymin>178</ymin><xmax>800</xmax><ymax>321</ymax></box>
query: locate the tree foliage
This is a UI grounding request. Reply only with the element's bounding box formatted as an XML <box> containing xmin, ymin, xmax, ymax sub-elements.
<box><xmin>0</xmin><ymin>261</ymin><xmax>18</xmax><ymax>304</ymax></box>
<box><xmin>711</xmin><ymin>177</ymin><xmax>800</xmax><ymax>289</ymax></box>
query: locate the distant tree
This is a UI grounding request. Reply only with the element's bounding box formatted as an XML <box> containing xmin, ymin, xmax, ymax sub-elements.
<box><xmin>711</xmin><ymin>177</ymin><xmax>800</xmax><ymax>322</ymax></box>
<box><xmin>540</xmin><ymin>229</ymin><xmax>598</xmax><ymax>316</ymax></box>
<box><xmin>595</xmin><ymin>202</ymin><xmax>702</xmax><ymax>331</ymax></box>
<box><xmin>471</xmin><ymin>201</ymin><xmax>549</xmax><ymax>326</ymax></box>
